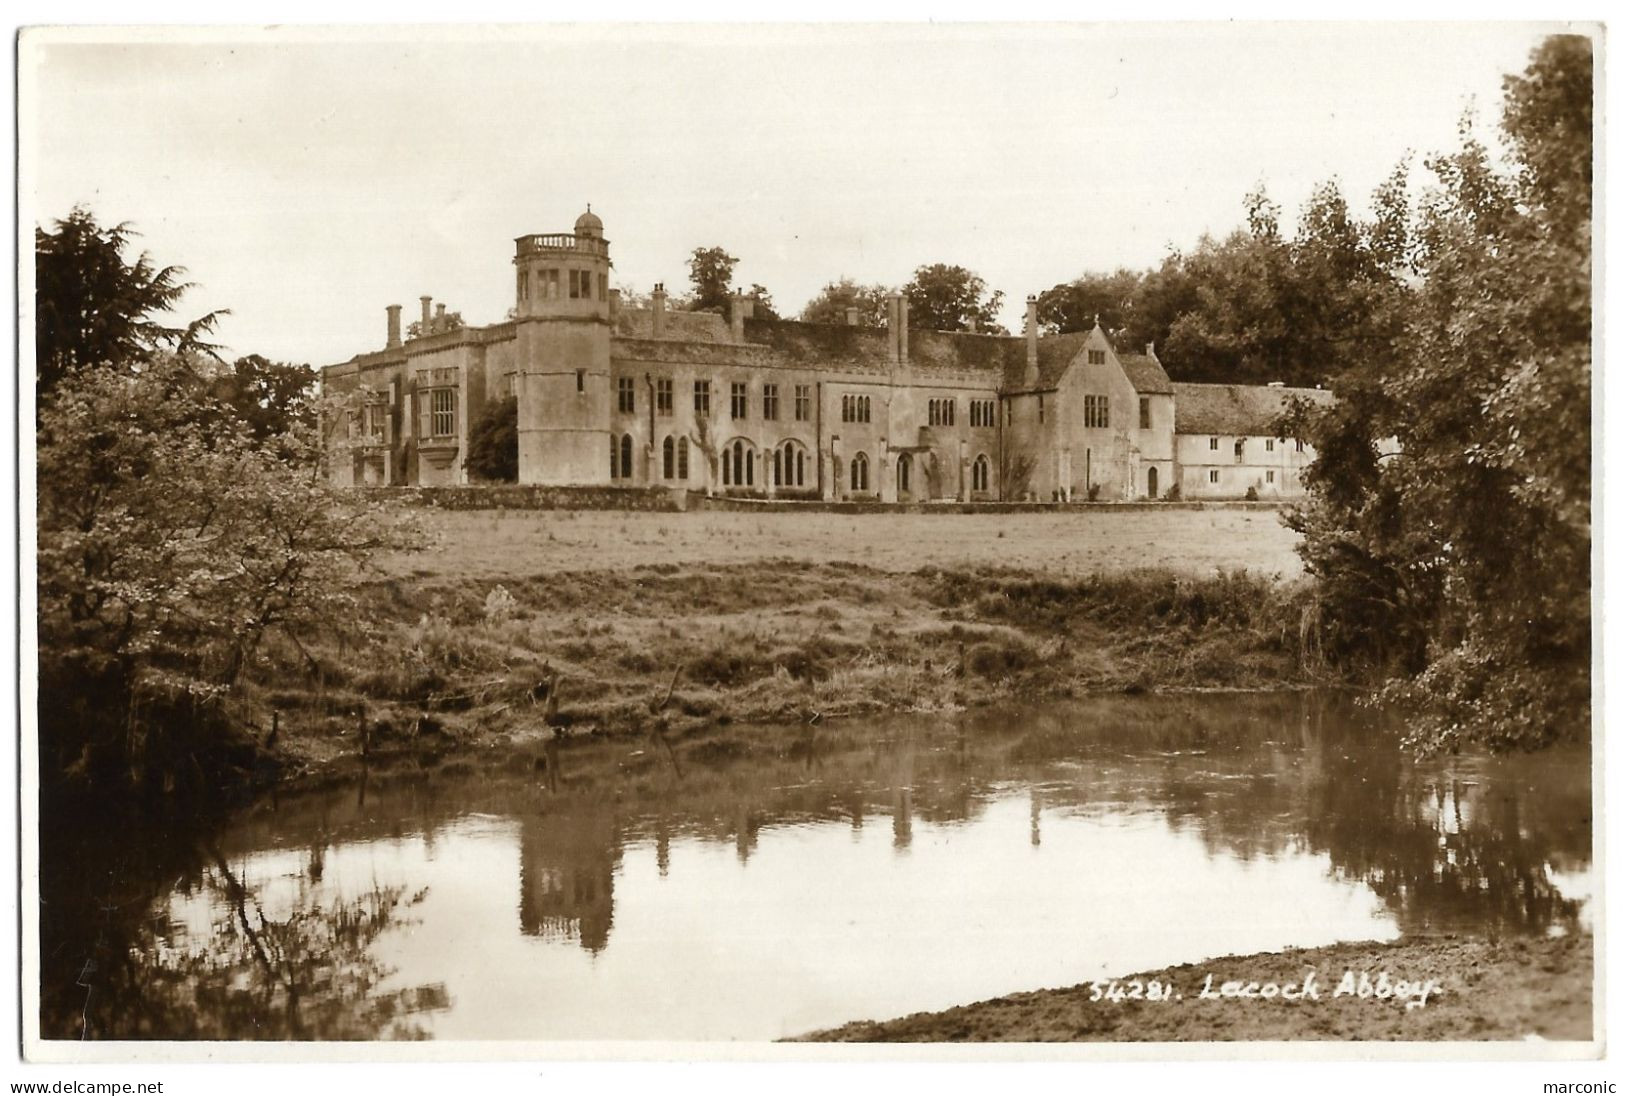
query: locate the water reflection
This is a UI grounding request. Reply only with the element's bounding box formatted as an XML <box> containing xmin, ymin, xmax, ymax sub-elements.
<box><xmin>519</xmin><ymin>806</ymin><xmax>620</xmax><ymax>953</ymax></box>
<box><xmin>39</xmin><ymin>692</ymin><xmax>1591</xmax><ymax>1041</ymax></box>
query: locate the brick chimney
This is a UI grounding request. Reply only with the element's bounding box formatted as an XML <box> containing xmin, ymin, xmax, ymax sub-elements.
<box><xmin>419</xmin><ymin>296</ymin><xmax>432</xmax><ymax>336</ymax></box>
<box><xmin>386</xmin><ymin>304</ymin><xmax>402</xmax><ymax>349</ymax></box>
<box><xmin>1024</xmin><ymin>296</ymin><xmax>1039</xmax><ymax>386</ymax></box>
<box><xmin>652</xmin><ymin>283</ymin><xmax>667</xmax><ymax>339</ymax></box>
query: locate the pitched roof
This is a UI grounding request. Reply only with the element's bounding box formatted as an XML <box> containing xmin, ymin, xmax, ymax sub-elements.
<box><xmin>614</xmin><ymin>308</ymin><xmax>732</xmax><ymax>343</ymax></box>
<box><xmin>1172</xmin><ymin>382</ymin><xmax>1336</xmax><ymax>436</ymax></box>
<box><xmin>1001</xmin><ymin>332</ymin><xmax>1091</xmax><ymax>391</ymax></box>
<box><xmin>1118</xmin><ymin>352</ymin><xmax>1173</xmax><ymax>394</ymax></box>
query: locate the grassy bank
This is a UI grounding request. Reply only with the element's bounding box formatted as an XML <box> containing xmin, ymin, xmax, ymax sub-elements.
<box><xmin>250</xmin><ymin>555</ymin><xmax>1327</xmax><ymax>780</ymax></box>
<box><xmin>802</xmin><ymin>933</ymin><xmax>1594</xmax><ymax>1042</ymax></box>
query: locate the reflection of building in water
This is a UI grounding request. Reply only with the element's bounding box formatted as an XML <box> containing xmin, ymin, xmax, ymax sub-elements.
<box><xmin>519</xmin><ymin>804</ymin><xmax>622</xmax><ymax>953</ymax></box>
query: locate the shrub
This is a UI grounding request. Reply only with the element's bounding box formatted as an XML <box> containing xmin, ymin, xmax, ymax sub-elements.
<box><xmin>466</xmin><ymin>396</ymin><xmax>518</xmax><ymax>482</ymax></box>
<box><xmin>965</xmin><ymin>638</ymin><xmax>1037</xmax><ymax>678</ymax></box>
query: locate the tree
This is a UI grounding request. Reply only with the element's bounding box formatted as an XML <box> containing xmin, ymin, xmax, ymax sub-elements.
<box><xmin>1288</xmin><ymin>35</ymin><xmax>1592</xmax><ymax>753</ymax></box>
<box><xmin>467</xmin><ymin>395</ymin><xmax>519</xmax><ymax>482</ymax></box>
<box><xmin>686</xmin><ymin>246</ymin><xmax>738</xmax><ymax>313</ymax></box>
<box><xmin>212</xmin><ymin>355</ymin><xmax>317</xmax><ymax>440</ymax></box>
<box><xmin>745</xmin><ymin>283</ymin><xmax>781</xmax><ymax>322</ymax></box>
<box><xmin>36</xmin><ymin>354</ymin><xmax>420</xmax><ymax>788</ymax></box>
<box><xmin>34</xmin><ymin>206</ymin><xmax>225</xmax><ymax>398</ymax></box>
<box><xmin>799</xmin><ymin>278</ymin><xmax>893</xmax><ymax>326</ymax></box>
<box><xmin>901</xmin><ymin>264</ymin><xmax>1005</xmax><ymax>333</ymax></box>
<box><xmin>1034</xmin><ymin>269</ymin><xmax>1143</xmax><ymax>337</ymax></box>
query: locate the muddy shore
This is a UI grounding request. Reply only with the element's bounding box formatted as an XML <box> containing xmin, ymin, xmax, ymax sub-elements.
<box><xmin>802</xmin><ymin>933</ymin><xmax>1594</xmax><ymax>1042</ymax></box>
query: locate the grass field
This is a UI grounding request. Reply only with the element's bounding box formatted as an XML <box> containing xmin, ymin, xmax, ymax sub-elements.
<box><xmin>379</xmin><ymin>507</ymin><xmax>1306</xmax><ymax>581</ymax></box>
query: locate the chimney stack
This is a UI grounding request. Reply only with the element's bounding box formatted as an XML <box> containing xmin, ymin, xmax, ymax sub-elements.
<box><xmin>608</xmin><ymin>287</ymin><xmax>621</xmax><ymax>320</ymax></box>
<box><xmin>386</xmin><ymin>304</ymin><xmax>402</xmax><ymax>349</ymax></box>
<box><xmin>435</xmin><ymin>302</ymin><xmax>447</xmax><ymax>330</ymax></box>
<box><xmin>420</xmin><ymin>296</ymin><xmax>433</xmax><ymax>336</ymax></box>
<box><xmin>844</xmin><ymin>306</ymin><xmax>860</xmax><ymax>326</ymax></box>
<box><xmin>886</xmin><ymin>293</ymin><xmax>903</xmax><ymax>364</ymax></box>
<box><xmin>898</xmin><ymin>297</ymin><xmax>909</xmax><ymax>363</ymax></box>
<box><xmin>1025</xmin><ymin>296</ymin><xmax>1039</xmax><ymax>375</ymax></box>
<box><xmin>1146</xmin><ymin>342</ymin><xmax>1156</xmax><ymax>357</ymax></box>
<box><xmin>729</xmin><ymin>292</ymin><xmax>753</xmax><ymax>342</ymax></box>
<box><xmin>652</xmin><ymin>283</ymin><xmax>667</xmax><ymax>339</ymax></box>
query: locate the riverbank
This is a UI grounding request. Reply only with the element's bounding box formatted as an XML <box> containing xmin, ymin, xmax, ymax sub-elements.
<box><xmin>251</xmin><ymin>553</ymin><xmax>1328</xmax><ymax>784</ymax></box>
<box><xmin>802</xmin><ymin>933</ymin><xmax>1595</xmax><ymax>1042</ymax></box>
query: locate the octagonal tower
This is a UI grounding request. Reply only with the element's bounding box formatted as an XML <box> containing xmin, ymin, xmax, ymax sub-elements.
<box><xmin>513</xmin><ymin>207</ymin><xmax>614</xmax><ymax>484</ymax></box>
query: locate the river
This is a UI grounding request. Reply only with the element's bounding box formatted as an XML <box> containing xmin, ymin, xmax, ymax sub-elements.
<box><xmin>37</xmin><ymin>692</ymin><xmax>1592</xmax><ymax>1042</ymax></box>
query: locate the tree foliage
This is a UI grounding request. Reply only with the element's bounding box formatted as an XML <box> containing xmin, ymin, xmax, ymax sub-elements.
<box><xmin>1288</xmin><ymin>34</ymin><xmax>1592</xmax><ymax>753</ymax></box>
<box><xmin>687</xmin><ymin>246</ymin><xmax>739</xmax><ymax>313</ymax></box>
<box><xmin>467</xmin><ymin>395</ymin><xmax>519</xmax><ymax>482</ymax></box>
<box><xmin>1034</xmin><ymin>268</ymin><xmax>1142</xmax><ymax>339</ymax></box>
<box><xmin>902</xmin><ymin>263</ymin><xmax>1006</xmax><ymax>333</ymax></box>
<box><xmin>34</xmin><ymin>206</ymin><xmax>225</xmax><ymax>398</ymax></box>
<box><xmin>36</xmin><ymin>354</ymin><xmax>421</xmax><ymax>788</ymax></box>
<box><xmin>1034</xmin><ymin>178</ymin><xmax>1407</xmax><ymax>386</ymax></box>
<box><xmin>745</xmin><ymin>283</ymin><xmax>781</xmax><ymax>322</ymax></box>
<box><xmin>799</xmin><ymin>278</ymin><xmax>894</xmax><ymax>326</ymax></box>
<box><xmin>210</xmin><ymin>354</ymin><xmax>318</xmax><ymax>440</ymax></box>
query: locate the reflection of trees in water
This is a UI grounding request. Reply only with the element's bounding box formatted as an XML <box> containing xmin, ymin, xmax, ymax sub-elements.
<box><xmin>1125</xmin><ymin>696</ymin><xmax>1590</xmax><ymax>935</ymax></box>
<box><xmin>40</xmin><ymin>805</ymin><xmax>449</xmax><ymax>1040</ymax></box>
<box><xmin>1301</xmin><ymin>759</ymin><xmax>1587</xmax><ymax>936</ymax></box>
<box><xmin>131</xmin><ymin>854</ymin><xmax>450</xmax><ymax>1039</ymax></box>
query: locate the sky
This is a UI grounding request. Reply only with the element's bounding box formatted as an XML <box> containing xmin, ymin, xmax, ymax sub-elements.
<box><xmin>23</xmin><ymin>22</ymin><xmax>1573</xmax><ymax>366</ymax></box>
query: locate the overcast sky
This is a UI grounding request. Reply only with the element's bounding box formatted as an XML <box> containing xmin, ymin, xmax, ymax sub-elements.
<box><xmin>24</xmin><ymin>22</ymin><xmax>1569</xmax><ymax>365</ymax></box>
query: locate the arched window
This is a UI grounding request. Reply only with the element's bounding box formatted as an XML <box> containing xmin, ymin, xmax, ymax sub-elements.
<box><xmin>662</xmin><ymin>435</ymin><xmax>675</xmax><ymax>480</ymax></box>
<box><xmin>746</xmin><ymin>447</ymin><xmax>755</xmax><ymax>486</ymax></box>
<box><xmin>619</xmin><ymin>434</ymin><xmax>633</xmax><ymax>480</ymax></box>
<box><xmin>722</xmin><ymin>444</ymin><xmax>732</xmax><ymax>486</ymax></box>
<box><xmin>610</xmin><ymin>435</ymin><xmax>619</xmax><ymax>479</ymax></box>
<box><xmin>897</xmin><ymin>452</ymin><xmax>912</xmax><ymax>495</ymax></box>
<box><xmin>972</xmin><ymin>454</ymin><xmax>990</xmax><ymax>493</ymax></box>
<box><xmin>677</xmin><ymin>436</ymin><xmax>690</xmax><ymax>480</ymax></box>
<box><xmin>851</xmin><ymin>451</ymin><xmax>869</xmax><ymax>493</ymax></box>
<box><xmin>773</xmin><ymin>448</ymin><xmax>783</xmax><ymax>487</ymax></box>
<box><xmin>795</xmin><ymin>448</ymin><xmax>805</xmax><ymax>487</ymax></box>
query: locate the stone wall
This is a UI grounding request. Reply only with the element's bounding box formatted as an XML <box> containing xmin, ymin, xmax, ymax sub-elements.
<box><xmin>366</xmin><ymin>485</ymin><xmax>686</xmax><ymax>511</ymax></box>
<box><xmin>362</xmin><ymin>484</ymin><xmax>1285</xmax><ymax>514</ymax></box>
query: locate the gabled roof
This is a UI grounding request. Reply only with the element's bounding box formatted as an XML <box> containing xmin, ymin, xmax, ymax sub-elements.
<box><xmin>1172</xmin><ymin>382</ymin><xmax>1336</xmax><ymax>436</ymax></box>
<box><xmin>1001</xmin><ymin>332</ymin><xmax>1091</xmax><ymax>392</ymax></box>
<box><xmin>1118</xmin><ymin>352</ymin><xmax>1173</xmax><ymax>395</ymax></box>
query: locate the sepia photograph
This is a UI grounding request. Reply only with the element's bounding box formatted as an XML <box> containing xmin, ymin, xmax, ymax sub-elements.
<box><xmin>17</xmin><ymin>16</ymin><xmax>1599</xmax><ymax>1066</ymax></box>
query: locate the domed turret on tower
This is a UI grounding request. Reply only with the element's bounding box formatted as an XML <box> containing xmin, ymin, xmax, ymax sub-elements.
<box><xmin>574</xmin><ymin>205</ymin><xmax>604</xmax><ymax>239</ymax></box>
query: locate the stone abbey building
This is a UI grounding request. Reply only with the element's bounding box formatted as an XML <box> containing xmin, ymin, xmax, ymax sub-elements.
<box><xmin>322</xmin><ymin>209</ymin><xmax>1332</xmax><ymax>502</ymax></box>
